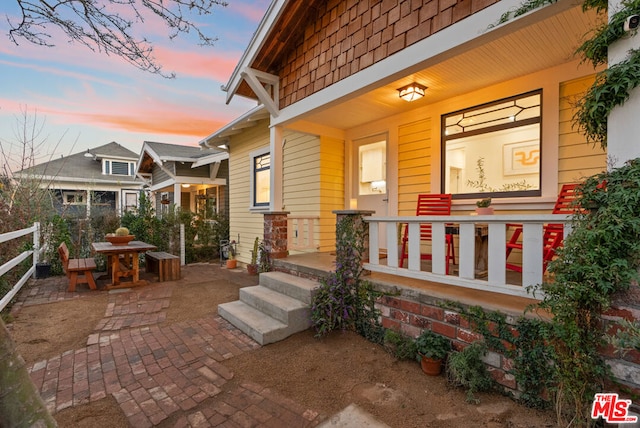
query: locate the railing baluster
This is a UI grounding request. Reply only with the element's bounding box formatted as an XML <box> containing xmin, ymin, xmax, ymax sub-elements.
<box><xmin>408</xmin><ymin>222</ymin><xmax>421</xmax><ymax>271</ymax></box>
<box><xmin>522</xmin><ymin>223</ymin><xmax>544</xmax><ymax>287</ymax></box>
<box><xmin>432</xmin><ymin>222</ymin><xmax>446</xmax><ymax>275</ymax></box>
<box><xmin>386</xmin><ymin>223</ymin><xmax>399</xmax><ymax>268</ymax></box>
<box><xmin>488</xmin><ymin>223</ymin><xmax>506</xmax><ymax>284</ymax></box>
<box><xmin>369</xmin><ymin>222</ymin><xmax>380</xmax><ymax>265</ymax></box>
<box><xmin>458</xmin><ymin>223</ymin><xmax>476</xmax><ymax>279</ymax></box>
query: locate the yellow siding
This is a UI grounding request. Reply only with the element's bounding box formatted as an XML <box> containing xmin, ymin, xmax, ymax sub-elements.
<box><xmin>228</xmin><ymin>119</ymin><xmax>271</xmax><ymax>264</ymax></box>
<box><xmin>398</xmin><ymin>118</ymin><xmax>432</xmax><ymax>215</ymax></box>
<box><xmin>229</xmin><ymin>123</ymin><xmax>344</xmax><ymax>261</ymax></box>
<box><xmin>318</xmin><ymin>136</ymin><xmax>345</xmax><ymax>252</ymax></box>
<box><xmin>558</xmin><ymin>75</ymin><xmax>607</xmax><ymax>187</ymax></box>
<box><xmin>283</xmin><ymin>133</ymin><xmax>344</xmax><ymax>254</ymax></box>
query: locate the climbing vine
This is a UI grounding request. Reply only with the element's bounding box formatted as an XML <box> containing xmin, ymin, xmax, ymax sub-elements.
<box><xmin>311</xmin><ymin>214</ymin><xmax>385</xmax><ymax>343</ymax></box>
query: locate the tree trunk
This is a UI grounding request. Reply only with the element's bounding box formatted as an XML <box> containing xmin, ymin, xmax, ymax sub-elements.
<box><xmin>0</xmin><ymin>318</ymin><xmax>57</xmax><ymax>427</ymax></box>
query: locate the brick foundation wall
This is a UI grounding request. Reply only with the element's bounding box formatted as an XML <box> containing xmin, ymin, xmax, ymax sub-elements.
<box><xmin>278</xmin><ymin>0</ymin><xmax>498</xmax><ymax>108</ymax></box>
<box><xmin>376</xmin><ymin>294</ymin><xmax>519</xmax><ymax>392</ymax></box>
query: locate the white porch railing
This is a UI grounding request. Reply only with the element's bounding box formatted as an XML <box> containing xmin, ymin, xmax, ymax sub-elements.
<box><xmin>0</xmin><ymin>222</ymin><xmax>42</xmax><ymax>311</ymax></box>
<box><xmin>288</xmin><ymin>216</ymin><xmax>320</xmax><ymax>252</ymax></box>
<box><xmin>364</xmin><ymin>214</ymin><xmax>572</xmax><ymax>299</ymax></box>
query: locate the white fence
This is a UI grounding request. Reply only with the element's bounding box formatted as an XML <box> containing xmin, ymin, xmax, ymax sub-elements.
<box><xmin>0</xmin><ymin>222</ymin><xmax>43</xmax><ymax>311</ymax></box>
<box><xmin>364</xmin><ymin>214</ymin><xmax>572</xmax><ymax>298</ymax></box>
<box><xmin>288</xmin><ymin>216</ymin><xmax>320</xmax><ymax>252</ymax></box>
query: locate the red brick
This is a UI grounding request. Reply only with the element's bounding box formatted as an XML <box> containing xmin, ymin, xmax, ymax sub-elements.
<box><xmin>409</xmin><ymin>314</ymin><xmax>431</xmax><ymax>329</ymax></box>
<box><xmin>382</xmin><ymin>317</ymin><xmax>400</xmax><ymax>330</ymax></box>
<box><xmin>400</xmin><ymin>299</ymin><xmax>420</xmax><ymax>314</ymax></box>
<box><xmin>421</xmin><ymin>305</ymin><xmax>444</xmax><ymax>320</ymax></box>
<box><xmin>457</xmin><ymin>328</ymin><xmax>482</xmax><ymax>344</ymax></box>
<box><xmin>488</xmin><ymin>367</ymin><xmax>517</xmax><ymax>390</ymax></box>
<box><xmin>432</xmin><ymin>321</ymin><xmax>456</xmax><ymax>339</ymax></box>
<box><xmin>391</xmin><ymin>308</ymin><xmax>409</xmax><ymax>323</ymax></box>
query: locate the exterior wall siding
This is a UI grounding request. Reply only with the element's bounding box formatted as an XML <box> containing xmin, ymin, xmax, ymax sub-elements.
<box><xmin>397</xmin><ymin>118</ymin><xmax>431</xmax><ymax>215</ymax></box>
<box><xmin>230</xmin><ymin>123</ymin><xmax>344</xmax><ymax>262</ymax></box>
<box><xmin>279</xmin><ymin>0</ymin><xmax>498</xmax><ymax>108</ymax></box>
<box><xmin>557</xmin><ymin>75</ymin><xmax>607</xmax><ymax>186</ymax></box>
<box><xmin>318</xmin><ymin>136</ymin><xmax>345</xmax><ymax>252</ymax></box>
<box><xmin>228</xmin><ymin>119</ymin><xmax>271</xmax><ymax>264</ymax></box>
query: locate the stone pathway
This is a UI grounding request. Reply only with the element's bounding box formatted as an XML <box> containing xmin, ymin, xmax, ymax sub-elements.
<box><xmin>16</xmin><ymin>266</ymin><xmax>324</xmax><ymax>427</ymax></box>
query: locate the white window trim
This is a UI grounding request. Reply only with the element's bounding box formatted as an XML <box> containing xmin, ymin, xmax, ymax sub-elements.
<box><xmin>102</xmin><ymin>159</ymin><xmax>136</xmax><ymax>176</ymax></box>
<box><xmin>249</xmin><ymin>147</ymin><xmax>271</xmax><ymax>211</ymax></box>
<box><xmin>62</xmin><ymin>191</ymin><xmax>87</xmax><ymax>205</ymax></box>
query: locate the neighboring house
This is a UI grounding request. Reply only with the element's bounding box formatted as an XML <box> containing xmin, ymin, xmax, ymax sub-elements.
<box><xmin>15</xmin><ymin>142</ymin><xmax>143</xmax><ymax>217</ymax></box>
<box><xmin>135</xmin><ymin>141</ymin><xmax>229</xmax><ymax>218</ymax></box>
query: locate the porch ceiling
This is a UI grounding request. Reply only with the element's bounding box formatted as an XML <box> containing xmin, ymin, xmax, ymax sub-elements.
<box><xmin>295</xmin><ymin>4</ymin><xmax>602</xmax><ymax>131</ymax></box>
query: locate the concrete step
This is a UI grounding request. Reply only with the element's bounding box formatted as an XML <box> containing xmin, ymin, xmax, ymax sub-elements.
<box><xmin>218</xmin><ymin>301</ymin><xmax>292</xmax><ymax>345</ymax></box>
<box><xmin>239</xmin><ymin>285</ymin><xmax>312</xmax><ymax>330</ymax></box>
<box><xmin>259</xmin><ymin>271</ymin><xmax>319</xmax><ymax>304</ymax></box>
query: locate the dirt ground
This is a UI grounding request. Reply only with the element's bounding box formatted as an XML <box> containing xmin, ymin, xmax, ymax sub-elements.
<box><xmin>6</xmin><ymin>264</ymin><xmax>556</xmax><ymax>427</ymax></box>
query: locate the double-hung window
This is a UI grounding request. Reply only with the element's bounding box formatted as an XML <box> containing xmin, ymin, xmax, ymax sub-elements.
<box><xmin>251</xmin><ymin>148</ymin><xmax>270</xmax><ymax>209</ymax></box>
<box><xmin>442</xmin><ymin>90</ymin><xmax>542</xmax><ymax>199</ymax></box>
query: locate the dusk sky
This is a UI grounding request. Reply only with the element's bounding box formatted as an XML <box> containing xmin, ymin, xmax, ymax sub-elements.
<box><xmin>0</xmin><ymin>0</ymin><xmax>271</xmax><ymax>172</ymax></box>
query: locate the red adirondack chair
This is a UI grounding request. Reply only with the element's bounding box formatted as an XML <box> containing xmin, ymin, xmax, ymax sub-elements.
<box><xmin>399</xmin><ymin>194</ymin><xmax>455</xmax><ymax>274</ymax></box>
<box><xmin>505</xmin><ymin>183</ymin><xmax>580</xmax><ymax>273</ymax></box>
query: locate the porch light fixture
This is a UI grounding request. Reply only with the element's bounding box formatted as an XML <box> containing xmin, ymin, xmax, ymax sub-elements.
<box><xmin>181</xmin><ymin>183</ymin><xmax>190</xmax><ymax>188</ymax></box>
<box><xmin>397</xmin><ymin>82</ymin><xmax>427</xmax><ymax>102</ymax></box>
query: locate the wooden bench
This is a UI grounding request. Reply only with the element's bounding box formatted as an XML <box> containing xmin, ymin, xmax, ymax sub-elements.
<box><xmin>145</xmin><ymin>251</ymin><xmax>181</xmax><ymax>282</ymax></box>
<box><xmin>58</xmin><ymin>242</ymin><xmax>97</xmax><ymax>292</ymax></box>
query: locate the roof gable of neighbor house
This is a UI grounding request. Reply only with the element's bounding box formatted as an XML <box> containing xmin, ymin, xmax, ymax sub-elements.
<box><xmin>229</xmin><ymin>0</ymin><xmax>498</xmax><ymax>108</ymax></box>
<box><xmin>136</xmin><ymin>141</ymin><xmax>229</xmax><ymax>186</ymax></box>
<box><xmin>16</xmin><ymin>141</ymin><xmax>141</xmax><ymax>184</ymax></box>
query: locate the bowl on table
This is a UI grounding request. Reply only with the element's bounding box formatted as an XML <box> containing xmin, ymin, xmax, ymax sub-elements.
<box><xmin>105</xmin><ymin>234</ymin><xmax>135</xmax><ymax>245</ymax></box>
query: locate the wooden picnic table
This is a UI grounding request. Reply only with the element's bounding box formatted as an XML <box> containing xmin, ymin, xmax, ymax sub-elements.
<box><xmin>91</xmin><ymin>241</ymin><xmax>157</xmax><ymax>289</ymax></box>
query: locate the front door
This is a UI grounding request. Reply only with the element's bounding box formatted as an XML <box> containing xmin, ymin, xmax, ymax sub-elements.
<box><xmin>353</xmin><ymin>135</ymin><xmax>388</xmax><ymax>249</ymax></box>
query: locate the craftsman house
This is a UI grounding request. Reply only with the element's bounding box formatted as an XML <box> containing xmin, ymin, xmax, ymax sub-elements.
<box><xmin>199</xmin><ymin>0</ymin><xmax>639</xmax><ymax>392</ymax></box>
<box><xmin>135</xmin><ymin>141</ymin><xmax>229</xmax><ymax>218</ymax></box>
<box><xmin>14</xmin><ymin>142</ymin><xmax>143</xmax><ymax>217</ymax></box>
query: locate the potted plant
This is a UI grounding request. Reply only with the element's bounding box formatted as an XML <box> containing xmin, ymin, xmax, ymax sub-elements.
<box><xmin>247</xmin><ymin>237</ymin><xmax>259</xmax><ymax>275</ymax></box>
<box><xmin>415</xmin><ymin>329</ymin><xmax>451</xmax><ymax>376</ymax></box>
<box><xmin>475</xmin><ymin>197</ymin><xmax>494</xmax><ymax>215</ymax></box>
<box><xmin>226</xmin><ymin>240</ymin><xmax>237</xmax><ymax>269</ymax></box>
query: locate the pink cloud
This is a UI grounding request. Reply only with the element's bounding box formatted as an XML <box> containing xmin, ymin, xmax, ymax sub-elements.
<box><xmin>229</xmin><ymin>1</ymin><xmax>271</xmax><ymax>22</ymax></box>
<box><xmin>152</xmin><ymin>46</ymin><xmax>241</xmax><ymax>82</ymax></box>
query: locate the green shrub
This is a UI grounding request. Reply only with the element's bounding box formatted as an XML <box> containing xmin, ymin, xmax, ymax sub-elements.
<box><xmin>446</xmin><ymin>342</ymin><xmax>493</xmax><ymax>403</ymax></box>
<box><xmin>383</xmin><ymin>330</ymin><xmax>418</xmax><ymax>360</ymax></box>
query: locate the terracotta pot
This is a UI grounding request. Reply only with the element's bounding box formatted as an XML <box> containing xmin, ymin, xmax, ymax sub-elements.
<box><xmin>475</xmin><ymin>207</ymin><xmax>494</xmax><ymax>215</ymax></box>
<box><xmin>247</xmin><ymin>264</ymin><xmax>259</xmax><ymax>275</ymax></box>
<box><xmin>420</xmin><ymin>355</ymin><xmax>443</xmax><ymax>376</ymax></box>
<box><xmin>226</xmin><ymin>259</ymin><xmax>237</xmax><ymax>269</ymax></box>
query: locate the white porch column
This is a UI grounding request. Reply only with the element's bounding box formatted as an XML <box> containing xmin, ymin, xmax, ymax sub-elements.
<box><xmin>173</xmin><ymin>183</ymin><xmax>181</xmax><ymax>209</ymax></box>
<box><xmin>270</xmin><ymin>124</ymin><xmax>284</xmax><ymax>211</ymax></box>
<box><xmin>86</xmin><ymin>189</ymin><xmax>92</xmax><ymax>218</ymax></box>
<box><xmin>607</xmin><ymin>2</ymin><xmax>640</xmax><ymax>168</ymax></box>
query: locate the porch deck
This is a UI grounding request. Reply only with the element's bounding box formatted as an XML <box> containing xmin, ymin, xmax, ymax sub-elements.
<box><xmin>274</xmin><ymin>252</ymin><xmax>548</xmax><ymax>319</ymax></box>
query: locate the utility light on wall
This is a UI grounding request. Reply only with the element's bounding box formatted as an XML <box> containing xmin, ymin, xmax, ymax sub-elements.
<box><xmin>397</xmin><ymin>82</ymin><xmax>427</xmax><ymax>102</ymax></box>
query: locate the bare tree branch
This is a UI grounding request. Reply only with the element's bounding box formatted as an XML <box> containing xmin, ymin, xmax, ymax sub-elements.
<box><xmin>6</xmin><ymin>0</ymin><xmax>228</xmax><ymax>77</ymax></box>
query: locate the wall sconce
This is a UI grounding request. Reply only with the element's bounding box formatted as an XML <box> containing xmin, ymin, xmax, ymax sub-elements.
<box><xmin>397</xmin><ymin>82</ymin><xmax>427</xmax><ymax>102</ymax></box>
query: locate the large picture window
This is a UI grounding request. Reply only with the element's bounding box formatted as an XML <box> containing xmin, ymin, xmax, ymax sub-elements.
<box><xmin>442</xmin><ymin>90</ymin><xmax>542</xmax><ymax>199</ymax></box>
<box><xmin>251</xmin><ymin>149</ymin><xmax>270</xmax><ymax>208</ymax></box>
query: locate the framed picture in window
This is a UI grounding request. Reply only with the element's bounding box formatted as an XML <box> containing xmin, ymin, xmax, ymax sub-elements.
<box><xmin>503</xmin><ymin>141</ymin><xmax>540</xmax><ymax>176</ymax></box>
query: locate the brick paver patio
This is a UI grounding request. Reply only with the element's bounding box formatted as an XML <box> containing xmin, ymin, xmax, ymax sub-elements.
<box><xmin>12</xmin><ymin>265</ymin><xmax>324</xmax><ymax>427</ymax></box>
